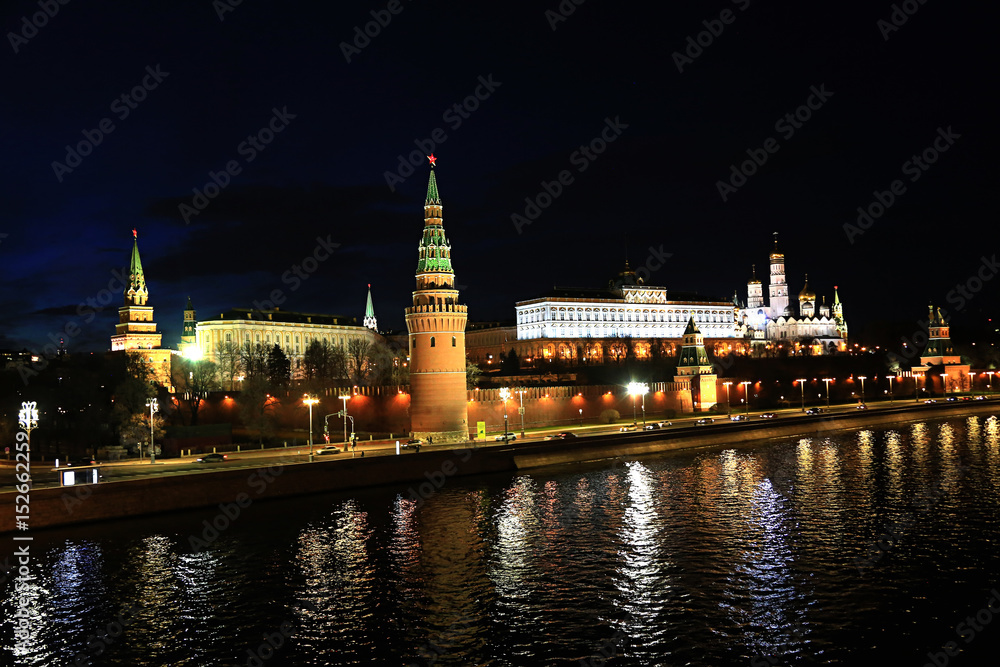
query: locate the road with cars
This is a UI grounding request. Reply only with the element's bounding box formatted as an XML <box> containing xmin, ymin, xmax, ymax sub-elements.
<box><xmin>2</xmin><ymin>395</ymin><xmax>995</xmax><ymax>492</ymax></box>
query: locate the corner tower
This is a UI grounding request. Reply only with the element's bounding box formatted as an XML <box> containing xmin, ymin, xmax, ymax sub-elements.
<box><xmin>110</xmin><ymin>230</ymin><xmax>172</xmax><ymax>386</ymax></box>
<box><xmin>404</xmin><ymin>156</ymin><xmax>470</xmax><ymax>442</ymax></box>
<box><xmin>674</xmin><ymin>316</ymin><xmax>717</xmax><ymax>411</ymax></box>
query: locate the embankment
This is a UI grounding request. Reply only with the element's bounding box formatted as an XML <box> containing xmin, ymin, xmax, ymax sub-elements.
<box><xmin>1</xmin><ymin>403</ymin><xmax>996</xmax><ymax>534</ymax></box>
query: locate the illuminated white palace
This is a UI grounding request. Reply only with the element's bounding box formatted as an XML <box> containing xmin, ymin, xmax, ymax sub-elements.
<box><xmin>512</xmin><ymin>263</ymin><xmax>740</xmax><ymax>363</ymax></box>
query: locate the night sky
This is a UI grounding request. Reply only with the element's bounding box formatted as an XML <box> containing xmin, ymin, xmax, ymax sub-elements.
<box><xmin>1</xmin><ymin>0</ymin><xmax>995</xmax><ymax>356</ymax></box>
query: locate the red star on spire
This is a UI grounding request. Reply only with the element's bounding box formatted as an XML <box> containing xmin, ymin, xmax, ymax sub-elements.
<box><xmin>132</xmin><ymin>228</ymin><xmax>137</xmax><ymax>238</ymax></box>
<box><xmin>427</xmin><ymin>154</ymin><xmax>437</xmax><ymax>167</ymax></box>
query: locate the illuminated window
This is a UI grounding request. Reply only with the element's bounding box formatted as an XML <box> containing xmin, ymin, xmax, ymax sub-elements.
<box><xmin>430</xmin><ymin>337</ymin><xmax>436</xmax><ymax>347</ymax></box>
<box><xmin>452</xmin><ymin>336</ymin><xmax>456</xmax><ymax>347</ymax></box>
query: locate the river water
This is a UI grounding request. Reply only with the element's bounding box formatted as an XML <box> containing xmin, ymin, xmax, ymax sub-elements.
<box><xmin>4</xmin><ymin>413</ymin><xmax>1000</xmax><ymax>666</ymax></box>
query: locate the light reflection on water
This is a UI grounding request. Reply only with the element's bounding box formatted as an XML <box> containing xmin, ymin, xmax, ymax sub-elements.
<box><xmin>4</xmin><ymin>413</ymin><xmax>1000</xmax><ymax>665</ymax></box>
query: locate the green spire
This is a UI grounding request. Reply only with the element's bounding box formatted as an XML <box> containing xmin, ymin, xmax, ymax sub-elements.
<box><xmin>125</xmin><ymin>230</ymin><xmax>148</xmax><ymax>305</ymax></box>
<box><xmin>426</xmin><ymin>168</ymin><xmax>441</xmax><ymax>205</ymax></box>
<box><xmin>364</xmin><ymin>284</ymin><xmax>378</xmax><ymax>330</ymax></box>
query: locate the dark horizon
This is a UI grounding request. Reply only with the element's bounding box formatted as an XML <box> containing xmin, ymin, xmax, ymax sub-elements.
<box><xmin>1</xmin><ymin>1</ymin><xmax>995</xmax><ymax>357</ymax></box>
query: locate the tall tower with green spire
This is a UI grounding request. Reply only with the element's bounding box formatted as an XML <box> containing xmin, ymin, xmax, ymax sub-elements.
<box><xmin>111</xmin><ymin>230</ymin><xmax>173</xmax><ymax>385</ymax></box>
<box><xmin>363</xmin><ymin>284</ymin><xmax>378</xmax><ymax>331</ymax></box>
<box><xmin>404</xmin><ymin>156</ymin><xmax>470</xmax><ymax>443</ymax></box>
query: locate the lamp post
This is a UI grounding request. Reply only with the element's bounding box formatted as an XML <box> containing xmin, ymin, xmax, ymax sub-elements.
<box><xmin>19</xmin><ymin>401</ymin><xmax>38</xmax><ymax>456</ymax></box>
<box><xmin>914</xmin><ymin>373</ymin><xmax>922</xmax><ymax>402</ymax></box>
<box><xmin>740</xmin><ymin>381</ymin><xmax>751</xmax><ymax>415</ymax></box>
<box><xmin>986</xmin><ymin>371</ymin><xmax>994</xmax><ymax>394</ymax></box>
<box><xmin>627</xmin><ymin>382</ymin><xmax>648</xmax><ymax>427</ymax></box>
<box><xmin>857</xmin><ymin>376</ymin><xmax>866</xmax><ymax>406</ymax></box>
<box><xmin>887</xmin><ymin>375</ymin><xmax>894</xmax><ymax>404</ymax></box>
<box><xmin>304</xmin><ymin>395</ymin><xmax>319</xmax><ymax>461</ymax></box>
<box><xmin>579</xmin><ymin>408</ymin><xmax>583</xmax><ymax>427</ymax></box>
<box><xmin>516</xmin><ymin>387</ymin><xmax>526</xmax><ymax>438</ymax></box>
<box><xmin>940</xmin><ymin>373</ymin><xmax>948</xmax><ymax>396</ymax></box>
<box><xmin>499</xmin><ymin>387</ymin><xmax>511</xmax><ymax>441</ymax></box>
<box><xmin>822</xmin><ymin>378</ymin><xmax>833</xmax><ymax>409</ymax></box>
<box><xmin>723</xmin><ymin>381</ymin><xmax>733</xmax><ymax>415</ymax></box>
<box><xmin>796</xmin><ymin>379</ymin><xmax>807</xmax><ymax>412</ymax></box>
<box><xmin>146</xmin><ymin>398</ymin><xmax>158</xmax><ymax>463</ymax></box>
<box><xmin>338</xmin><ymin>394</ymin><xmax>351</xmax><ymax>445</ymax></box>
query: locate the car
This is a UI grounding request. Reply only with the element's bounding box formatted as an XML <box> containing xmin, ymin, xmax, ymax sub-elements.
<box><xmin>644</xmin><ymin>423</ymin><xmax>661</xmax><ymax>430</ymax></box>
<box><xmin>65</xmin><ymin>457</ymin><xmax>96</xmax><ymax>467</ymax></box>
<box><xmin>805</xmin><ymin>407</ymin><xmax>823</xmax><ymax>415</ymax></box>
<box><xmin>196</xmin><ymin>453</ymin><xmax>227</xmax><ymax>463</ymax></box>
<box><xmin>975</xmin><ymin>395</ymin><xmax>987</xmax><ymax>401</ymax></box>
<box><xmin>960</xmin><ymin>396</ymin><xmax>972</xmax><ymax>401</ymax></box>
<box><xmin>657</xmin><ymin>420</ymin><xmax>672</xmax><ymax>427</ymax></box>
<box><xmin>316</xmin><ymin>446</ymin><xmax>340</xmax><ymax>455</ymax></box>
<box><xmin>759</xmin><ymin>413</ymin><xmax>775</xmax><ymax>419</ymax></box>
<box><xmin>946</xmin><ymin>396</ymin><xmax>958</xmax><ymax>402</ymax></box>
<box><xmin>924</xmin><ymin>399</ymin><xmax>937</xmax><ymax>404</ymax></box>
<box><xmin>618</xmin><ymin>424</ymin><xmax>637</xmax><ymax>432</ymax></box>
<box><xmin>544</xmin><ymin>432</ymin><xmax>577</xmax><ymax>440</ymax></box>
<box><xmin>403</xmin><ymin>438</ymin><xmax>422</xmax><ymax>448</ymax></box>
<box><xmin>856</xmin><ymin>404</ymin><xmax>868</xmax><ymax>410</ymax></box>
<box><xmin>494</xmin><ymin>432</ymin><xmax>517</xmax><ymax>442</ymax></box>
<box><xmin>730</xmin><ymin>415</ymin><xmax>748</xmax><ymax>422</ymax></box>
<box><xmin>695</xmin><ymin>418</ymin><xmax>714</xmax><ymax>425</ymax></box>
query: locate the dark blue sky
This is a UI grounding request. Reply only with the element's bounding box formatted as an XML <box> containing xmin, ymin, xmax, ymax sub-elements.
<box><xmin>1</xmin><ymin>0</ymin><xmax>995</xmax><ymax>355</ymax></box>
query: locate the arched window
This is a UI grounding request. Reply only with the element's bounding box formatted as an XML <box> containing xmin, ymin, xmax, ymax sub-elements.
<box><xmin>452</xmin><ymin>336</ymin><xmax>456</xmax><ymax>347</ymax></box>
<box><xmin>430</xmin><ymin>337</ymin><xmax>436</xmax><ymax>347</ymax></box>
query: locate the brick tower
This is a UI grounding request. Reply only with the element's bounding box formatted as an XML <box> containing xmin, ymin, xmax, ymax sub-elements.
<box><xmin>674</xmin><ymin>316</ymin><xmax>717</xmax><ymax>411</ymax></box>
<box><xmin>405</xmin><ymin>156</ymin><xmax>470</xmax><ymax>442</ymax></box>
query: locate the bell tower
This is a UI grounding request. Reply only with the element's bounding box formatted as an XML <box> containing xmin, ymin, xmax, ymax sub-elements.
<box><xmin>769</xmin><ymin>232</ymin><xmax>789</xmax><ymax>319</ymax></box>
<box><xmin>404</xmin><ymin>156</ymin><xmax>470</xmax><ymax>442</ymax></box>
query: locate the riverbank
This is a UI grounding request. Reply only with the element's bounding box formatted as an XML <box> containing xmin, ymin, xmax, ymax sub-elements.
<box><xmin>2</xmin><ymin>402</ymin><xmax>996</xmax><ymax>534</ymax></box>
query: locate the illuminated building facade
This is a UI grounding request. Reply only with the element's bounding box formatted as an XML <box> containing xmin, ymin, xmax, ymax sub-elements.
<box><xmin>911</xmin><ymin>305</ymin><xmax>971</xmax><ymax>392</ymax></box>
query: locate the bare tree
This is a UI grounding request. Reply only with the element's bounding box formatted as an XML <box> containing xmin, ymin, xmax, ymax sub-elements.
<box><xmin>172</xmin><ymin>357</ymin><xmax>219</xmax><ymax>426</ymax></box>
<box><xmin>216</xmin><ymin>341</ymin><xmax>241</xmax><ymax>390</ymax></box>
<box><xmin>346</xmin><ymin>338</ymin><xmax>373</xmax><ymax>386</ymax></box>
<box><xmin>239</xmin><ymin>342</ymin><xmax>269</xmax><ymax>381</ymax></box>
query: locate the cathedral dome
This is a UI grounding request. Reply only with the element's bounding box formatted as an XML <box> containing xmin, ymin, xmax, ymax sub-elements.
<box><xmin>798</xmin><ymin>275</ymin><xmax>815</xmax><ymax>300</ymax></box>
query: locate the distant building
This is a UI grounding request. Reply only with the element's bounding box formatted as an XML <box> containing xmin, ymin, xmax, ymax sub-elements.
<box><xmin>910</xmin><ymin>305</ymin><xmax>972</xmax><ymax>393</ymax></box>
<box><xmin>110</xmin><ymin>230</ymin><xmax>172</xmax><ymax>386</ymax></box>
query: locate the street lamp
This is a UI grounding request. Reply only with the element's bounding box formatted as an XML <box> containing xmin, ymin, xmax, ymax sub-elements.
<box><xmin>304</xmin><ymin>395</ymin><xmax>319</xmax><ymax>461</ymax></box>
<box><xmin>516</xmin><ymin>387</ymin><xmax>527</xmax><ymax>438</ymax></box>
<box><xmin>857</xmin><ymin>376</ymin><xmax>866</xmax><ymax>405</ymax></box>
<box><xmin>740</xmin><ymin>381</ymin><xmax>751</xmax><ymax>415</ymax></box>
<box><xmin>886</xmin><ymin>375</ymin><xmax>894</xmax><ymax>404</ymax></box>
<box><xmin>723</xmin><ymin>381</ymin><xmax>733</xmax><ymax>415</ymax></box>
<box><xmin>986</xmin><ymin>371</ymin><xmax>994</xmax><ymax>394</ymax></box>
<box><xmin>627</xmin><ymin>381</ymin><xmax>648</xmax><ymax>427</ymax></box>
<box><xmin>796</xmin><ymin>379</ymin><xmax>808</xmax><ymax>412</ymax></box>
<box><xmin>940</xmin><ymin>373</ymin><xmax>948</xmax><ymax>396</ymax></box>
<box><xmin>18</xmin><ymin>401</ymin><xmax>38</xmax><ymax>453</ymax></box>
<box><xmin>914</xmin><ymin>373</ymin><xmax>922</xmax><ymax>402</ymax></box>
<box><xmin>579</xmin><ymin>408</ymin><xmax>583</xmax><ymax>427</ymax></box>
<box><xmin>338</xmin><ymin>394</ymin><xmax>351</xmax><ymax>445</ymax></box>
<box><xmin>146</xmin><ymin>398</ymin><xmax>159</xmax><ymax>463</ymax></box>
<box><xmin>822</xmin><ymin>378</ymin><xmax>833</xmax><ymax>409</ymax></box>
<box><xmin>499</xmin><ymin>387</ymin><xmax>511</xmax><ymax>441</ymax></box>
